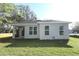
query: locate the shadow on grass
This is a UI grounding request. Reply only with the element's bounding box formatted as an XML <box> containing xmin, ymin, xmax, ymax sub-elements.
<box><xmin>0</xmin><ymin>37</ymin><xmax>12</xmax><ymax>42</ymax></box>
<box><xmin>3</xmin><ymin>39</ymin><xmax>73</xmax><ymax>48</ymax></box>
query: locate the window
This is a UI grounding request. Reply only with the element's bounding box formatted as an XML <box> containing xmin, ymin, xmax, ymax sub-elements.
<box><xmin>60</xmin><ymin>31</ymin><xmax>64</xmax><ymax>35</ymax></box>
<box><xmin>34</xmin><ymin>27</ymin><xmax>37</xmax><ymax>35</ymax></box>
<box><xmin>29</xmin><ymin>27</ymin><xmax>33</xmax><ymax>35</ymax></box>
<box><xmin>45</xmin><ymin>26</ymin><xmax>49</xmax><ymax>35</ymax></box>
<box><xmin>29</xmin><ymin>27</ymin><xmax>37</xmax><ymax>35</ymax></box>
<box><xmin>59</xmin><ymin>26</ymin><xmax>64</xmax><ymax>35</ymax></box>
<box><xmin>60</xmin><ymin>26</ymin><xmax>64</xmax><ymax>30</ymax></box>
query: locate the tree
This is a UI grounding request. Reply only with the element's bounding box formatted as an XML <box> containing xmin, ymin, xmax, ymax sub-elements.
<box><xmin>14</xmin><ymin>5</ymin><xmax>37</xmax><ymax>22</ymax></box>
<box><xmin>72</xmin><ymin>22</ymin><xmax>79</xmax><ymax>33</ymax></box>
<box><xmin>0</xmin><ymin>4</ymin><xmax>37</xmax><ymax>33</ymax></box>
<box><xmin>0</xmin><ymin>3</ymin><xmax>16</xmax><ymax>23</ymax></box>
<box><xmin>0</xmin><ymin>3</ymin><xmax>16</xmax><ymax>32</ymax></box>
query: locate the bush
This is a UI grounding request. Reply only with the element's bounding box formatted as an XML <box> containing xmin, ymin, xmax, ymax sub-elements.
<box><xmin>70</xmin><ymin>35</ymin><xmax>79</xmax><ymax>38</ymax></box>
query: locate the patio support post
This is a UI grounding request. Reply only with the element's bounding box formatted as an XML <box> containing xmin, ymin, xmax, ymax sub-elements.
<box><xmin>12</xmin><ymin>26</ymin><xmax>15</xmax><ymax>38</ymax></box>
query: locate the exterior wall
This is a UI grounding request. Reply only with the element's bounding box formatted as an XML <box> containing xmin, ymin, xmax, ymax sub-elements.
<box><xmin>24</xmin><ymin>23</ymin><xmax>39</xmax><ymax>39</ymax></box>
<box><xmin>39</xmin><ymin>23</ymin><xmax>69</xmax><ymax>40</ymax></box>
<box><xmin>13</xmin><ymin>22</ymin><xmax>69</xmax><ymax>40</ymax></box>
<box><xmin>57</xmin><ymin>23</ymin><xmax>69</xmax><ymax>39</ymax></box>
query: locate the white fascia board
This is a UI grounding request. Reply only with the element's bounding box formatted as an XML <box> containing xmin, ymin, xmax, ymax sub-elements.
<box><xmin>37</xmin><ymin>22</ymin><xmax>71</xmax><ymax>24</ymax></box>
<box><xmin>12</xmin><ymin>23</ymin><xmax>26</xmax><ymax>26</ymax></box>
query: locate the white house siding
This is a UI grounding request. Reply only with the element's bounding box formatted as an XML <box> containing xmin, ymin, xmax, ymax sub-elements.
<box><xmin>38</xmin><ymin>23</ymin><xmax>69</xmax><ymax>40</ymax></box>
<box><xmin>13</xmin><ymin>22</ymin><xmax>69</xmax><ymax>40</ymax></box>
<box><xmin>24</xmin><ymin>23</ymin><xmax>39</xmax><ymax>39</ymax></box>
<box><xmin>39</xmin><ymin>23</ymin><xmax>52</xmax><ymax>40</ymax></box>
<box><xmin>57</xmin><ymin>23</ymin><xmax>69</xmax><ymax>39</ymax></box>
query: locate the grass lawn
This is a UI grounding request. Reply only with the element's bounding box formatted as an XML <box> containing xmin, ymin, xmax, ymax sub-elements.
<box><xmin>0</xmin><ymin>33</ymin><xmax>79</xmax><ymax>56</ymax></box>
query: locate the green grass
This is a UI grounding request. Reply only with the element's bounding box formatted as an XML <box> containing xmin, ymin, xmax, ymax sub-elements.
<box><xmin>0</xmin><ymin>33</ymin><xmax>79</xmax><ymax>56</ymax></box>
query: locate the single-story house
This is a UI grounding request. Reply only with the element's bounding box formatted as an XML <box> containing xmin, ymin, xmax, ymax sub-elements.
<box><xmin>12</xmin><ymin>20</ymin><xmax>70</xmax><ymax>40</ymax></box>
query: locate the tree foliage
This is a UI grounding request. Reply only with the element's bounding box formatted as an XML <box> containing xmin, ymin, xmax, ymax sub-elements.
<box><xmin>13</xmin><ymin>5</ymin><xmax>37</xmax><ymax>22</ymax></box>
<box><xmin>0</xmin><ymin>3</ymin><xmax>16</xmax><ymax>24</ymax></box>
<box><xmin>72</xmin><ymin>22</ymin><xmax>79</xmax><ymax>33</ymax></box>
<box><xmin>0</xmin><ymin>3</ymin><xmax>15</xmax><ymax>13</ymax></box>
<box><xmin>0</xmin><ymin>3</ymin><xmax>37</xmax><ymax>33</ymax></box>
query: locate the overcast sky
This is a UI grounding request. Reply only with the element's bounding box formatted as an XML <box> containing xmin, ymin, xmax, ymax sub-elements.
<box><xmin>1</xmin><ymin>0</ymin><xmax>79</xmax><ymax>29</ymax></box>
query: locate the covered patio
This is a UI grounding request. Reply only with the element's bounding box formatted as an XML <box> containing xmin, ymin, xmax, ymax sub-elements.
<box><xmin>13</xmin><ymin>25</ymin><xmax>25</xmax><ymax>39</ymax></box>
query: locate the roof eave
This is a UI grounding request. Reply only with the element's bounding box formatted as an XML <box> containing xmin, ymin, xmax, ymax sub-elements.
<box><xmin>37</xmin><ymin>22</ymin><xmax>71</xmax><ymax>24</ymax></box>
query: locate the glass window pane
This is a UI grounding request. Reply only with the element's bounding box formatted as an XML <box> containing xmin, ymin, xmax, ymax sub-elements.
<box><xmin>34</xmin><ymin>27</ymin><xmax>37</xmax><ymax>35</ymax></box>
<box><xmin>29</xmin><ymin>27</ymin><xmax>32</xmax><ymax>30</ymax></box>
<box><xmin>45</xmin><ymin>26</ymin><xmax>49</xmax><ymax>30</ymax></box>
<box><xmin>34</xmin><ymin>27</ymin><xmax>37</xmax><ymax>31</ymax></box>
<box><xmin>29</xmin><ymin>31</ymin><xmax>32</xmax><ymax>35</ymax></box>
<box><xmin>60</xmin><ymin>31</ymin><xmax>64</xmax><ymax>35</ymax></box>
<box><xmin>60</xmin><ymin>26</ymin><xmax>64</xmax><ymax>30</ymax></box>
<box><xmin>45</xmin><ymin>31</ymin><xmax>49</xmax><ymax>35</ymax></box>
<box><xmin>34</xmin><ymin>31</ymin><xmax>37</xmax><ymax>35</ymax></box>
<box><xmin>29</xmin><ymin>27</ymin><xmax>33</xmax><ymax>35</ymax></box>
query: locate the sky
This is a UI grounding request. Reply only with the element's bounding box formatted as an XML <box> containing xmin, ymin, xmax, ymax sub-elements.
<box><xmin>0</xmin><ymin>0</ymin><xmax>79</xmax><ymax>29</ymax></box>
<box><xmin>17</xmin><ymin>2</ymin><xmax>79</xmax><ymax>23</ymax></box>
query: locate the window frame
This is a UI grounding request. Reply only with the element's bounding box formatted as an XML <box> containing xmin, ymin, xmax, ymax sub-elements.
<box><xmin>29</xmin><ymin>27</ymin><xmax>33</xmax><ymax>35</ymax></box>
<box><xmin>45</xmin><ymin>26</ymin><xmax>49</xmax><ymax>35</ymax></box>
<box><xmin>29</xmin><ymin>27</ymin><xmax>37</xmax><ymax>35</ymax></box>
<box><xmin>34</xmin><ymin>27</ymin><xmax>37</xmax><ymax>35</ymax></box>
<box><xmin>59</xmin><ymin>26</ymin><xmax>64</xmax><ymax>35</ymax></box>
